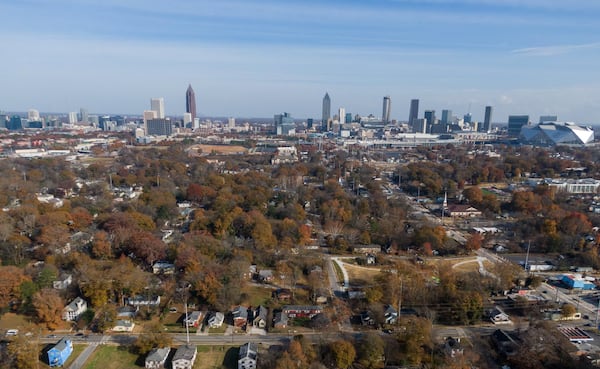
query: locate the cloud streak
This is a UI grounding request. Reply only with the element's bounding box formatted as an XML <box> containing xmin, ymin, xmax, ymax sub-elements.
<box><xmin>512</xmin><ymin>42</ymin><xmax>600</xmax><ymax>56</ymax></box>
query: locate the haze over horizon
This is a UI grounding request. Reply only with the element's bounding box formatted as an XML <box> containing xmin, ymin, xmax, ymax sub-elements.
<box><xmin>2</xmin><ymin>0</ymin><xmax>600</xmax><ymax>123</ymax></box>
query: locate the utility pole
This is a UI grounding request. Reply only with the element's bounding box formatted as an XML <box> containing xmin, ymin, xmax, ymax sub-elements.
<box><xmin>595</xmin><ymin>296</ymin><xmax>600</xmax><ymax>329</ymax></box>
<box><xmin>524</xmin><ymin>240</ymin><xmax>531</xmax><ymax>275</ymax></box>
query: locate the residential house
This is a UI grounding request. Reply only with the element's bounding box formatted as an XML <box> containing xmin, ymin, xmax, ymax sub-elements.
<box><xmin>62</xmin><ymin>297</ymin><xmax>87</xmax><ymax>321</ymax></box>
<box><xmin>252</xmin><ymin>306</ymin><xmax>268</xmax><ymax>329</ymax></box>
<box><xmin>52</xmin><ymin>274</ymin><xmax>72</xmax><ymax>290</ymax></box>
<box><xmin>145</xmin><ymin>347</ymin><xmax>170</xmax><ymax>369</ymax></box>
<box><xmin>152</xmin><ymin>261</ymin><xmax>175</xmax><ymax>275</ymax></box>
<box><xmin>273</xmin><ymin>312</ymin><xmax>288</xmax><ymax>329</ymax></box>
<box><xmin>207</xmin><ymin>312</ymin><xmax>224</xmax><ymax>328</ymax></box>
<box><xmin>238</xmin><ymin>342</ymin><xmax>258</xmax><ymax>369</ymax></box>
<box><xmin>257</xmin><ymin>269</ymin><xmax>274</xmax><ymax>283</ymax></box>
<box><xmin>117</xmin><ymin>305</ymin><xmax>138</xmax><ymax>319</ymax></box>
<box><xmin>126</xmin><ymin>295</ymin><xmax>161</xmax><ymax>307</ymax></box>
<box><xmin>232</xmin><ymin>306</ymin><xmax>249</xmax><ymax>327</ymax></box>
<box><xmin>445</xmin><ymin>204</ymin><xmax>482</xmax><ymax>218</ymax></box>
<box><xmin>172</xmin><ymin>345</ymin><xmax>197</xmax><ymax>369</ymax></box>
<box><xmin>444</xmin><ymin>337</ymin><xmax>464</xmax><ymax>358</ymax></box>
<box><xmin>282</xmin><ymin>305</ymin><xmax>323</xmax><ymax>319</ymax></box>
<box><xmin>489</xmin><ymin>306</ymin><xmax>512</xmax><ymax>325</ymax></box>
<box><xmin>273</xmin><ymin>288</ymin><xmax>292</xmax><ymax>301</ymax></box>
<box><xmin>366</xmin><ymin>253</ymin><xmax>376</xmax><ymax>265</ymax></box>
<box><xmin>360</xmin><ymin>311</ymin><xmax>375</xmax><ymax>326</ymax></box>
<box><xmin>47</xmin><ymin>337</ymin><xmax>73</xmax><ymax>367</ymax></box>
<box><xmin>384</xmin><ymin>305</ymin><xmax>398</xmax><ymax>325</ymax></box>
<box><xmin>183</xmin><ymin>311</ymin><xmax>203</xmax><ymax>328</ymax></box>
<box><xmin>112</xmin><ymin>320</ymin><xmax>135</xmax><ymax>332</ymax></box>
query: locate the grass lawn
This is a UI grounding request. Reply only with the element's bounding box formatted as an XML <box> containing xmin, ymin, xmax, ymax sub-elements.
<box><xmin>83</xmin><ymin>345</ymin><xmax>140</xmax><ymax>369</ymax></box>
<box><xmin>239</xmin><ymin>285</ymin><xmax>274</xmax><ymax>307</ymax></box>
<box><xmin>341</xmin><ymin>262</ymin><xmax>382</xmax><ymax>286</ymax></box>
<box><xmin>194</xmin><ymin>345</ymin><xmax>239</xmax><ymax>369</ymax></box>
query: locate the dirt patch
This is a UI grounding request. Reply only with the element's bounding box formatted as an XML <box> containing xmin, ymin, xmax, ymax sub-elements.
<box><xmin>340</xmin><ymin>261</ymin><xmax>382</xmax><ymax>287</ymax></box>
<box><xmin>190</xmin><ymin>145</ymin><xmax>248</xmax><ymax>156</ymax></box>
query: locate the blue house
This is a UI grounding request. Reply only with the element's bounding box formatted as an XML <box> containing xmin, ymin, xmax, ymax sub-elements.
<box><xmin>48</xmin><ymin>337</ymin><xmax>73</xmax><ymax>367</ymax></box>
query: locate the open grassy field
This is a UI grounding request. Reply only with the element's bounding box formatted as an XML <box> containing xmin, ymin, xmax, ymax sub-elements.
<box><xmin>191</xmin><ymin>144</ymin><xmax>248</xmax><ymax>156</ymax></box>
<box><xmin>82</xmin><ymin>345</ymin><xmax>239</xmax><ymax>369</ymax></box>
<box><xmin>239</xmin><ymin>285</ymin><xmax>274</xmax><ymax>307</ymax></box>
<box><xmin>340</xmin><ymin>261</ymin><xmax>382</xmax><ymax>286</ymax></box>
<box><xmin>83</xmin><ymin>345</ymin><xmax>140</xmax><ymax>369</ymax></box>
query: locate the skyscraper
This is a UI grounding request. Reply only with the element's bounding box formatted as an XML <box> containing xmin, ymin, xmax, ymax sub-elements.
<box><xmin>424</xmin><ymin>110</ymin><xmax>436</xmax><ymax>129</ymax></box>
<box><xmin>408</xmin><ymin>99</ymin><xmax>419</xmax><ymax>126</ymax></box>
<box><xmin>441</xmin><ymin>109</ymin><xmax>452</xmax><ymax>125</ymax></box>
<box><xmin>482</xmin><ymin>106</ymin><xmax>493</xmax><ymax>132</ymax></box>
<box><xmin>79</xmin><ymin>108</ymin><xmax>88</xmax><ymax>124</ymax></box>
<box><xmin>382</xmin><ymin>96</ymin><xmax>391</xmax><ymax>124</ymax></box>
<box><xmin>322</xmin><ymin>93</ymin><xmax>331</xmax><ymax>130</ymax></box>
<box><xmin>151</xmin><ymin>98</ymin><xmax>165</xmax><ymax>119</ymax></box>
<box><xmin>507</xmin><ymin>115</ymin><xmax>529</xmax><ymax>137</ymax></box>
<box><xmin>68</xmin><ymin>112</ymin><xmax>78</xmax><ymax>124</ymax></box>
<box><xmin>338</xmin><ymin>107</ymin><xmax>345</xmax><ymax>125</ymax></box>
<box><xmin>186</xmin><ymin>85</ymin><xmax>196</xmax><ymax>122</ymax></box>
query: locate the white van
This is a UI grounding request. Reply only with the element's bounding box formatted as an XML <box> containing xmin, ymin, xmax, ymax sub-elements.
<box><xmin>5</xmin><ymin>329</ymin><xmax>18</xmax><ymax>336</ymax></box>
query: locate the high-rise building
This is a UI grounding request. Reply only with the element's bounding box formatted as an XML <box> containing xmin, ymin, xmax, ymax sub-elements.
<box><xmin>28</xmin><ymin>109</ymin><xmax>40</xmax><ymax>121</ymax></box>
<box><xmin>424</xmin><ymin>110</ymin><xmax>436</xmax><ymax>127</ymax></box>
<box><xmin>8</xmin><ymin>116</ymin><xmax>23</xmax><ymax>130</ymax></box>
<box><xmin>482</xmin><ymin>106</ymin><xmax>493</xmax><ymax>132</ymax></box>
<box><xmin>151</xmin><ymin>98</ymin><xmax>165</xmax><ymax>119</ymax></box>
<box><xmin>508</xmin><ymin>115</ymin><xmax>529</xmax><ymax>137</ymax></box>
<box><xmin>68</xmin><ymin>112</ymin><xmax>78</xmax><ymax>124</ymax></box>
<box><xmin>79</xmin><ymin>108</ymin><xmax>88</xmax><ymax>124</ymax></box>
<box><xmin>186</xmin><ymin>85</ymin><xmax>196</xmax><ymax>122</ymax></box>
<box><xmin>228</xmin><ymin>117</ymin><xmax>235</xmax><ymax>129</ymax></box>
<box><xmin>322</xmin><ymin>93</ymin><xmax>331</xmax><ymax>130</ymax></box>
<box><xmin>463</xmin><ymin>113</ymin><xmax>472</xmax><ymax>123</ymax></box>
<box><xmin>183</xmin><ymin>113</ymin><xmax>192</xmax><ymax>126</ymax></box>
<box><xmin>146</xmin><ymin>118</ymin><xmax>173</xmax><ymax>136</ymax></box>
<box><xmin>413</xmin><ymin>118</ymin><xmax>427</xmax><ymax>134</ymax></box>
<box><xmin>338</xmin><ymin>107</ymin><xmax>345</xmax><ymax>125</ymax></box>
<box><xmin>382</xmin><ymin>96</ymin><xmax>391</xmax><ymax>124</ymax></box>
<box><xmin>408</xmin><ymin>99</ymin><xmax>419</xmax><ymax>126</ymax></box>
<box><xmin>441</xmin><ymin>109</ymin><xmax>452</xmax><ymax>125</ymax></box>
<box><xmin>539</xmin><ymin>115</ymin><xmax>558</xmax><ymax>123</ymax></box>
<box><xmin>345</xmin><ymin>113</ymin><xmax>352</xmax><ymax>124</ymax></box>
<box><xmin>274</xmin><ymin>112</ymin><xmax>295</xmax><ymax>135</ymax></box>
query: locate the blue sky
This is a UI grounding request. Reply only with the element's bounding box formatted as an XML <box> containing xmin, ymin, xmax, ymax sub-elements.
<box><xmin>2</xmin><ymin>0</ymin><xmax>600</xmax><ymax>123</ymax></box>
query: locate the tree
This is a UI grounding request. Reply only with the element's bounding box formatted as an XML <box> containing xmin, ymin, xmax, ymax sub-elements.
<box><xmin>130</xmin><ymin>331</ymin><xmax>173</xmax><ymax>355</ymax></box>
<box><xmin>0</xmin><ymin>266</ymin><xmax>29</xmax><ymax>308</ymax></box>
<box><xmin>330</xmin><ymin>340</ymin><xmax>356</xmax><ymax>369</ymax></box>
<box><xmin>357</xmin><ymin>332</ymin><xmax>385</xmax><ymax>369</ymax></box>
<box><xmin>6</xmin><ymin>335</ymin><xmax>38</xmax><ymax>369</ymax></box>
<box><xmin>464</xmin><ymin>233</ymin><xmax>483</xmax><ymax>253</ymax></box>
<box><xmin>561</xmin><ymin>303</ymin><xmax>577</xmax><ymax>318</ymax></box>
<box><xmin>91</xmin><ymin>231</ymin><xmax>112</xmax><ymax>259</ymax></box>
<box><xmin>32</xmin><ymin>289</ymin><xmax>64</xmax><ymax>330</ymax></box>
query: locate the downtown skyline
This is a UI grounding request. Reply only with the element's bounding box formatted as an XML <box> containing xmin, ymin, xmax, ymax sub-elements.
<box><xmin>2</xmin><ymin>1</ymin><xmax>600</xmax><ymax>123</ymax></box>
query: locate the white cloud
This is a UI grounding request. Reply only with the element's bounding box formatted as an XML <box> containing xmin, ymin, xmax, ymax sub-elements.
<box><xmin>512</xmin><ymin>42</ymin><xmax>600</xmax><ymax>56</ymax></box>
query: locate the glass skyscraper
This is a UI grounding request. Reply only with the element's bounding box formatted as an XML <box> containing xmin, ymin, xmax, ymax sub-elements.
<box><xmin>322</xmin><ymin>93</ymin><xmax>331</xmax><ymax>130</ymax></box>
<box><xmin>186</xmin><ymin>84</ymin><xmax>196</xmax><ymax>122</ymax></box>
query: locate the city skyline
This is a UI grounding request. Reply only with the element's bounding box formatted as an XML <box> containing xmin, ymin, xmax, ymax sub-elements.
<box><xmin>2</xmin><ymin>1</ymin><xmax>600</xmax><ymax>122</ymax></box>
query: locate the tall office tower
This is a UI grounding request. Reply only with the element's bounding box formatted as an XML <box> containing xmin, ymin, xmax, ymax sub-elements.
<box><xmin>8</xmin><ymin>116</ymin><xmax>22</xmax><ymax>130</ymax></box>
<box><xmin>183</xmin><ymin>113</ymin><xmax>192</xmax><ymax>126</ymax></box>
<box><xmin>68</xmin><ymin>112</ymin><xmax>78</xmax><ymax>124</ymax></box>
<box><xmin>424</xmin><ymin>110</ymin><xmax>436</xmax><ymax>128</ymax></box>
<box><xmin>186</xmin><ymin>84</ymin><xmax>196</xmax><ymax>122</ymax></box>
<box><xmin>463</xmin><ymin>113</ymin><xmax>472</xmax><ymax>123</ymax></box>
<box><xmin>507</xmin><ymin>115</ymin><xmax>530</xmax><ymax>137</ymax></box>
<box><xmin>482</xmin><ymin>106</ymin><xmax>493</xmax><ymax>132</ymax></box>
<box><xmin>143</xmin><ymin>110</ymin><xmax>158</xmax><ymax>133</ymax></box>
<box><xmin>338</xmin><ymin>107</ymin><xmax>346</xmax><ymax>124</ymax></box>
<box><xmin>413</xmin><ymin>118</ymin><xmax>427</xmax><ymax>134</ymax></box>
<box><xmin>408</xmin><ymin>99</ymin><xmax>419</xmax><ymax>126</ymax></box>
<box><xmin>228</xmin><ymin>117</ymin><xmax>235</xmax><ymax>128</ymax></box>
<box><xmin>322</xmin><ymin>93</ymin><xmax>331</xmax><ymax>130</ymax></box>
<box><xmin>79</xmin><ymin>108</ymin><xmax>88</xmax><ymax>124</ymax></box>
<box><xmin>441</xmin><ymin>109</ymin><xmax>452</xmax><ymax>125</ymax></box>
<box><xmin>28</xmin><ymin>109</ymin><xmax>40</xmax><ymax>121</ymax></box>
<box><xmin>539</xmin><ymin>115</ymin><xmax>558</xmax><ymax>123</ymax></box>
<box><xmin>151</xmin><ymin>97</ymin><xmax>165</xmax><ymax>119</ymax></box>
<box><xmin>274</xmin><ymin>112</ymin><xmax>295</xmax><ymax>135</ymax></box>
<box><xmin>146</xmin><ymin>118</ymin><xmax>173</xmax><ymax>136</ymax></box>
<box><xmin>382</xmin><ymin>96</ymin><xmax>391</xmax><ymax>123</ymax></box>
<box><xmin>345</xmin><ymin>113</ymin><xmax>352</xmax><ymax>123</ymax></box>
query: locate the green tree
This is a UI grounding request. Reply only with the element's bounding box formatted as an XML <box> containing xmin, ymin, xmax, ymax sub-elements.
<box><xmin>330</xmin><ymin>340</ymin><xmax>356</xmax><ymax>369</ymax></box>
<box><xmin>357</xmin><ymin>332</ymin><xmax>385</xmax><ymax>369</ymax></box>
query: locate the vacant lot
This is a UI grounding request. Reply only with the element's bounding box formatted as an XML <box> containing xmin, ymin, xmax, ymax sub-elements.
<box><xmin>83</xmin><ymin>345</ymin><xmax>140</xmax><ymax>369</ymax></box>
<box><xmin>191</xmin><ymin>144</ymin><xmax>248</xmax><ymax>156</ymax></box>
<box><xmin>340</xmin><ymin>260</ymin><xmax>382</xmax><ymax>286</ymax></box>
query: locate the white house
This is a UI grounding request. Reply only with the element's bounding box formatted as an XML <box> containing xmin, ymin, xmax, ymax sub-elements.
<box><xmin>489</xmin><ymin>307</ymin><xmax>512</xmax><ymax>325</ymax></box>
<box><xmin>207</xmin><ymin>312</ymin><xmax>224</xmax><ymax>328</ymax></box>
<box><xmin>238</xmin><ymin>342</ymin><xmax>258</xmax><ymax>369</ymax></box>
<box><xmin>145</xmin><ymin>347</ymin><xmax>170</xmax><ymax>369</ymax></box>
<box><xmin>62</xmin><ymin>297</ymin><xmax>87</xmax><ymax>321</ymax></box>
<box><xmin>52</xmin><ymin>274</ymin><xmax>72</xmax><ymax>290</ymax></box>
<box><xmin>172</xmin><ymin>345</ymin><xmax>197</xmax><ymax>369</ymax></box>
<box><xmin>112</xmin><ymin>320</ymin><xmax>135</xmax><ymax>332</ymax></box>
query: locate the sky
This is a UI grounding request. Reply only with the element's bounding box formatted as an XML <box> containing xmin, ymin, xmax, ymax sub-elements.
<box><xmin>2</xmin><ymin>0</ymin><xmax>600</xmax><ymax>123</ymax></box>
